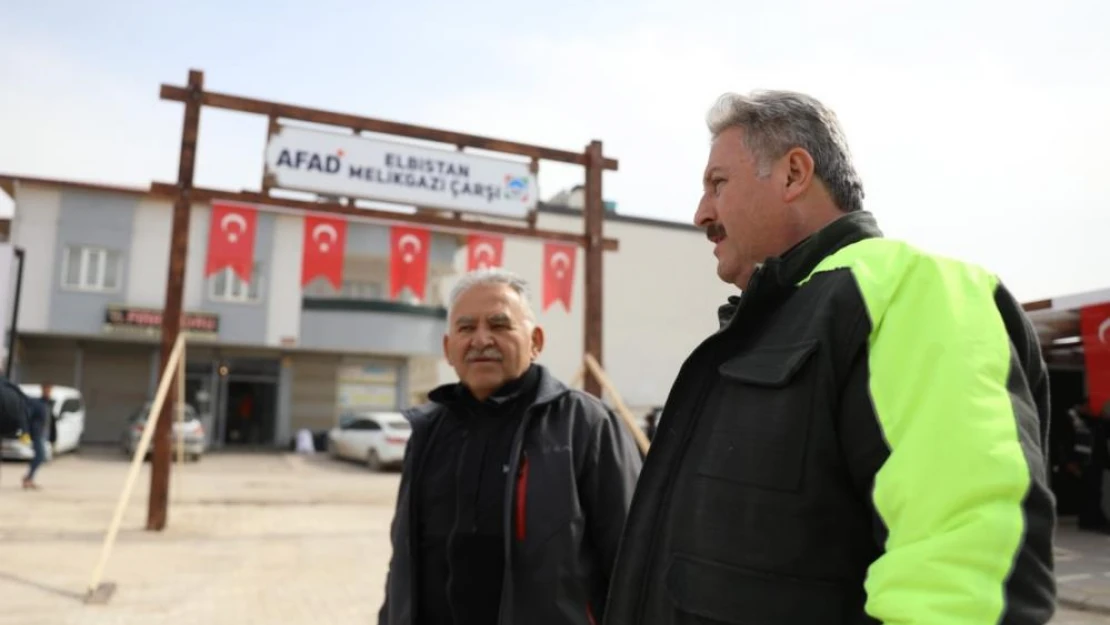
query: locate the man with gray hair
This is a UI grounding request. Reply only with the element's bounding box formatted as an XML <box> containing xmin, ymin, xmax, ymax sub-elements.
<box><xmin>379</xmin><ymin>268</ymin><xmax>642</xmax><ymax>625</ymax></box>
<box><xmin>603</xmin><ymin>91</ymin><xmax>1056</xmax><ymax>623</ymax></box>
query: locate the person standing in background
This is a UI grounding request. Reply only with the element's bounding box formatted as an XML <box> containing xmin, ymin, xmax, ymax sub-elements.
<box><xmin>22</xmin><ymin>382</ymin><xmax>52</xmax><ymax>490</ymax></box>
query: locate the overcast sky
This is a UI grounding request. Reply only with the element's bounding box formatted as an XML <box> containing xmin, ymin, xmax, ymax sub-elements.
<box><xmin>1</xmin><ymin>0</ymin><xmax>1106</xmax><ymax>302</ymax></box>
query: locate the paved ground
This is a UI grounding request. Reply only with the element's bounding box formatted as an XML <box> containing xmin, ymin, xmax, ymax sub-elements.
<box><xmin>0</xmin><ymin>448</ymin><xmax>398</xmax><ymax>625</ymax></box>
<box><xmin>3</xmin><ymin>449</ymin><xmax>1110</xmax><ymax>624</ymax></box>
<box><xmin>1056</xmin><ymin>516</ymin><xmax>1110</xmax><ymax>616</ymax></box>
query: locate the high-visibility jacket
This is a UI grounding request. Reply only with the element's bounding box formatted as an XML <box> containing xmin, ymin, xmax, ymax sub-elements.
<box><xmin>603</xmin><ymin>210</ymin><xmax>1056</xmax><ymax>625</ymax></box>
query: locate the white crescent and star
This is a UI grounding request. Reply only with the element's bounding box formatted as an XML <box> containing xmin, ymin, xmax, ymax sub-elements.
<box><xmin>473</xmin><ymin>242</ymin><xmax>497</xmax><ymax>268</ymax></box>
<box><xmin>219</xmin><ymin>213</ymin><xmax>248</xmax><ymax>243</ymax></box>
<box><xmin>1098</xmin><ymin>317</ymin><xmax>1110</xmax><ymax>345</ymax></box>
<box><xmin>550</xmin><ymin>251</ymin><xmax>571</xmax><ymax>279</ymax></box>
<box><xmin>398</xmin><ymin>234</ymin><xmax>423</xmax><ymax>264</ymax></box>
<box><xmin>312</xmin><ymin>223</ymin><xmax>339</xmax><ymax>253</ymax></box>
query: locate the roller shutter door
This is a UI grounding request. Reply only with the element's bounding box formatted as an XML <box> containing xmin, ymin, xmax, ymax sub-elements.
<box><xmin>290</xmin><ymin>354</ymin><xmax>339</xmax><ymax>433</ymax></box>
<box><xmin>19</xmin><ymin>337</ymin><xmax>77</xmax><ymax>387</ymax></box>
<box><xmin>81</xmin><ymin>344</ymin><xmax>154</xmax><ymax>443</ymax></box>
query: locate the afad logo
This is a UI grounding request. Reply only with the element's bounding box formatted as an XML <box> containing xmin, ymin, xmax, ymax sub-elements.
<box><xmin>503</xmin><ymin>175</ymin><xmax>531</xmax><ymax>203</ymax></box>
<box><xmin>275</xmin><ymin>148</ymin><xmax>346</xmax><ymax>173</ymax></box>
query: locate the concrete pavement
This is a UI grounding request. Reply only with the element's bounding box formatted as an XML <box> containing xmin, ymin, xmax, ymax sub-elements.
<box><xmin>3</xmin><ymin>450</ymin><xmax>1110</xmax><ymax>624</ymax></box>
<box><xmin>1056</xmin><ymin>517</ymin><xmax>1110</xmax><ymax>615</ymax></box>
<box><xmin>0</xmin><ymin>449</ymin><xmax>398</xmax><ymax>625</ymax></box>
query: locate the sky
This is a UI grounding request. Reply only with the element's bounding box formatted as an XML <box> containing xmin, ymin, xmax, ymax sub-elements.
<box><xmin>1</xmin><ymin>0</ymin><xmax>1107</xmax><ymax>302</ymax></box>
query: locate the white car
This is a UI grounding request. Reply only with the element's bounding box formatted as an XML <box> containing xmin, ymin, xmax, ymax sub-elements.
<box><xmin>121</xmin><ymin>402</ymin><xmax>208</xmax><ymax>462</ymax></box>
<box><xmin>0</xmin><ymin>384</ymin><xmax>86</xmax><ymax>461</ymax></box>
<box><xmin>326</xmin><ymin>412</ymin><xmax>411</xmax><ymax>471</ymax></box>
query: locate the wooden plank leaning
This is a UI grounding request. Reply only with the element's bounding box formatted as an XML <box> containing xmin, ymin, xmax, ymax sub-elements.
<box><xmin>583</xmin><ymin>353</ymin><xmax>651</xmax><ymax>457</ymax></box>
<box><xmin>84</xmin><ymin>333</ymin><xmax>186</xmax><ymax>604</ymax></box>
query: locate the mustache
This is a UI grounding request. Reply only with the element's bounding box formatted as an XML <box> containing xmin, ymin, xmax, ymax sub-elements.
<box><xmin>465</xmin><ymin>347</ymin><xmax>503</xmax><ymax>362</ymax></box>
<box><xmin>705</xmin><ymin>222</ymin><xmax>727</xmax><ymax>241</ymax></box>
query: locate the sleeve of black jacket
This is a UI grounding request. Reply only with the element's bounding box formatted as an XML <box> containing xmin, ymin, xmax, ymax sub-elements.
<box><xmin>835</xmin><ymin>251</ymin><xmax>1056</xmax><ymax>624</ymax></box>
<box><xmin>575</xmin><ymin>393</ymin><xmax>643</xmax><ymax>590</ymax></box>
<box><xmin>0</xmin><ymin>377</ymin><xmax>30</xmax><ymax>438</ymax></box>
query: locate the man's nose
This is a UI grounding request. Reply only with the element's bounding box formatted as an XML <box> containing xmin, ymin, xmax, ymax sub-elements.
<box><xmin>471</xmin><ymin>327</ymin><xmax>494</xmax><ymax>346</ymax></box>
<box><xmin>693</xmin><ymin>195</ymin><xmax>714</xmax><ymax>228</ymax></box>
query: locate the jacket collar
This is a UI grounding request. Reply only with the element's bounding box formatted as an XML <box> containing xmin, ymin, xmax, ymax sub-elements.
<box><xmin>426</xmin><ymin>363</ymin><xmax>570</xmax><ymax>410</ymax></box>
<box><xmin>717</xmin><ymin>210</ymin><xmax>883</xmax><ymax>327</ymax></box>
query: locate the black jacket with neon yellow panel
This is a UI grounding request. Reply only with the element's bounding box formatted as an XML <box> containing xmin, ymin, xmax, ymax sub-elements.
<box><xmin>602</xmin><ymin>211</ymin><xmax>1056</xmax><ymax>624</ymax></box>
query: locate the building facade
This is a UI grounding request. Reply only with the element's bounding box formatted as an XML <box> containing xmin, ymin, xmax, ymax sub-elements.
<box><xmin>0</xmin><ymin>175</ymin><xmax>736</xmax><ymax>449</ymax></box>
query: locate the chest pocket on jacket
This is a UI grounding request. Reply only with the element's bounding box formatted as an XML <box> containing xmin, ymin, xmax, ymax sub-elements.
<box><xmin>696</xmin><ymin>339</ymin><xmax>820</xmax><ymax>493</ymax></box>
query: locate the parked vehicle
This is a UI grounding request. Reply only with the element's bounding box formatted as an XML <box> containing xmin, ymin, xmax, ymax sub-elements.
<box><xmin>121</xmin><ymin>402</ymin><xmax>207</xmax><ymax>462</ymax></box>
<box><xmin>0</xmin><ymin>384</ymin><xmax>86</xmax><ymax>461</ymax></box>
<box><xmin>326</xmin><ymin>412</ymin><xmax>411</xmax><ymax>471</ymax></box>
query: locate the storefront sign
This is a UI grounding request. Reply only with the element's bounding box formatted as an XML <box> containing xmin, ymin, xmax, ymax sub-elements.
<box><xmin>103</xmin><ymin>305</ymin><xmax>219</xmax><ymax>338</ymax></box>
<box><xmin>264</xmin><ymin>125</ymin><xmax>537</xmax><ymax>219</ymax></box>
<box><xmin>337</xmin><ymin>362</ymin><xmax>398</xmax><ymax>411</ymax></box>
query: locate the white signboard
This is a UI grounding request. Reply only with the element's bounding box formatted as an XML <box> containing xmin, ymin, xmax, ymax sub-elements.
<box><xmin>337</xmin><ymin>362</ymin><xmax>399</xmax><ymax>412</ymax></box>
<box><xmin>264</xmin><ymin>125</ymin><xmax>538</xmax><ymax>219</ymax></box>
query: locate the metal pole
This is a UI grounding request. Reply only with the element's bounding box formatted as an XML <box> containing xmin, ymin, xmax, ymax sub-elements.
<box><xmin>148</xmin><ymin>69</ymin><xmax>203</xmax><ymax>531</ymax></box>
<box><xmin>582</xmin><ymin>141</ymin><xmax>605</xmax><ymax>398</ymax></box>
<box><xmin>6</xmin><ymin>247</ymin><xmax>25</xmax><ymax>378</ymax></box>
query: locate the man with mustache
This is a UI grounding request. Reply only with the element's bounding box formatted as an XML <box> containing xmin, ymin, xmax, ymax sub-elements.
<box><xmin>379</xmin><ymin>269</ymin><xmax>642</xmax><ymax>625</ymax></box>
<box><xmin>603</xmin><ymin>91</ymin><xmax>1056</xmax><ymax>624</ymax></box>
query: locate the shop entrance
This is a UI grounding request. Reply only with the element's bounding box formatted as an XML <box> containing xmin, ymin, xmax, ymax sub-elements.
<box><xmin>183</xmin><ymin>357</ymin><xmax>280</xmax><ymax>449</ymax></box>
<box><xmin>222</xmin><ymin>378</ymin><xmax>278</xmax><ymax>446</ymax></box>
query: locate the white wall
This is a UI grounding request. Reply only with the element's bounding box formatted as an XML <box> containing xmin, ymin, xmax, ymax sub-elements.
<box><xmin>183</xmin><ymin>203</ymin><xmax>209</xmax><ymax>311</ymax></box>
<box><xmin>11</xmin><ymin>184</ymin><xmax>60</xmax><ymax>332</ymax></box>
<box><xmin>266</xmin><ymin>213</ymin><xmax>305</xmax><ymax>346</ymax></box>
<box><xmin>125</xmin><ymin>197</ymin><xmax>211</xmax><ymax>313</ymax></box>
<box><xmin>125</xmin><ymin>196</ymin><xmax>173</xmax><ymax>308</ymax></box>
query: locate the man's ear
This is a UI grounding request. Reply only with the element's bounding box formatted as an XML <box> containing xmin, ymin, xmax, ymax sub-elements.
<box><xmin>442</xmin><ymin>333</ymin><xmax>451</xmax><ymax>363</ymax></box>
<box><xmin>530</xmin><ymin>325</ymin><xmax>545</xmax><ymax>359</ymax></box>
<box><xmin>781</xmin><ymin>147</ymin><xmax>816</xmax><ymax>203</ymax></box>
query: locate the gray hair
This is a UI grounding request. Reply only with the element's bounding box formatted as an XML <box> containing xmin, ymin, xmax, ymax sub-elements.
<box><xmin>706</xmin><ymin>90</ymin><xmax>864</xmax><ymax>213</ymax></box>
<box><xmin>447</xmin><ymin>268</ymin><xmax>536</xmax><ymax>324</ymax></box>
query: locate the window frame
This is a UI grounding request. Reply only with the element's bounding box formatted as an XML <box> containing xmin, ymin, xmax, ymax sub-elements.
<box><xmin>60</xmin><ymin>245</ymin><xmax>124</xmax><ymax>293</ymax></box>
<box><xmin>208</xmin><ymin>264</ymin><xmax>264</xmax><ymax>304</ymax></box>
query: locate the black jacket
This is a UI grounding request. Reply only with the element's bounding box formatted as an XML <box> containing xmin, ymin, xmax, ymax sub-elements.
<box><xmin>0</xmin><ymin>376</ymin><xmax>30</xmax><ymax>438</ymax></box>
<box><xmin>603</xmin><ymin>212</ymin><xmax>1056</xmax><ymax>624</ymax></box>
<box><xmin>379</xmin><ymin>364</ymin><xmax>643</xmax><ymax>625</ymax></box>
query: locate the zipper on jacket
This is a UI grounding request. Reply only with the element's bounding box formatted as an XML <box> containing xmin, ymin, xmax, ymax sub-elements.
<box><xmin>515</xmin><ymin>452</ymin><xmax>530</xmax><ymax>541</ymax></box>
<box><xmin>498</xmin><ymin>405</ymin><xmax>539</xmax><ymax>625</ymax></box>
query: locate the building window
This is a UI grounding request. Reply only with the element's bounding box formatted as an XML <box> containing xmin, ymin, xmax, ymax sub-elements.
<box><xmin>210</xmin><ymin>265</ymin><xmax>263</xmax><ymax>303</ymax></box>
<box><xmin>62</xmin><ymin>246</ymin><xmax>123</xmax><ymax>292</ymax></box>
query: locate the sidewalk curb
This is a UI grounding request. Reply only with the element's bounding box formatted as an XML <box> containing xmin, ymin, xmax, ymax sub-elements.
<box><xmin>1060</xmin><ymin>591</ymin><xmax>1110</xmax><ymax>616</ymax></box>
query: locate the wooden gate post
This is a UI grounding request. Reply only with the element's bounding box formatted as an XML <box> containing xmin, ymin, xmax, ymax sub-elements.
<box><xmin>148</xmin><ymin>69</ymin><xmax>203</xmax><ymax>531</ymax></box>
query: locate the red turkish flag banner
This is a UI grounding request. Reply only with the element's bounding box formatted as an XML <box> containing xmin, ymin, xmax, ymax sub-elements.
<box><xmin>205</xmin><ymin>201</ymin><xmax>258</xmax><ymax>282</ymax></box>
<box><xmin>301</xmin><ymin>215</ymin><xmax>347</xmax><ymax>288</ymax></box>
<box><xmin>466</xmin><ymin>234</ymin><xmax>504</xmax><ymax>271</ymax></box>
<box><xmin>389</xmin><ymin>225</ymin><xmax>431</xmax><ymax>301</ymax></box>
<box><xmin>1081</xmin><ymin>302</ymin><xmax>1110</xmax><ymax>415</ymax></box>
<box><xmin>542</xmin><ymin>242</ymin><xmax>577</xmax><ymax>312</ymax></box>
